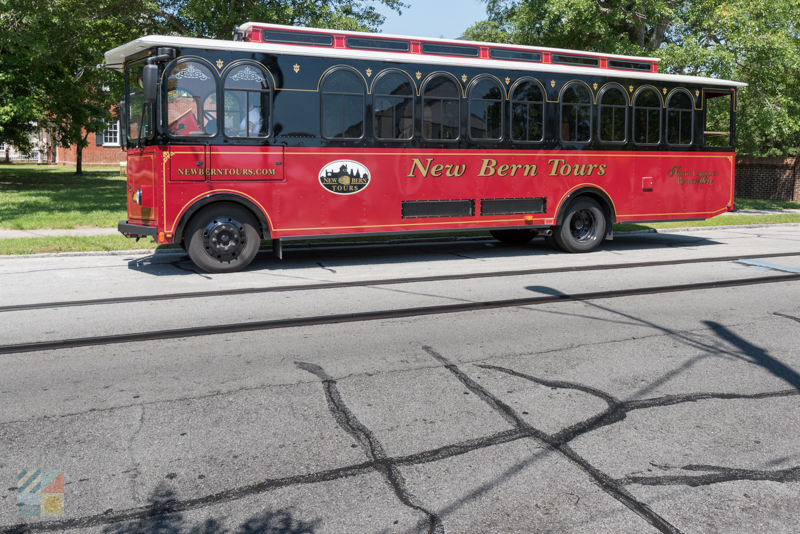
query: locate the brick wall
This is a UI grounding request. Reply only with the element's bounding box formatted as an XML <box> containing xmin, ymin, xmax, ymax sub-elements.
<box><xmin>58</xmin><ymin>131</ymin><xmax>125</xmax><ymax>167</ymax></box>
<box><xmin>735</xmin><ymin>155</ymin><xmax>800</xmax><ymax>201</ymax></box>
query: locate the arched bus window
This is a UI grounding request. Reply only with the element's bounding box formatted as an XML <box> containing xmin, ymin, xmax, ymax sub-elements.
<box><xmin>469</xmin><ymin>78</ymin><xmax>502</xmax><ymax>141</ymax></box>
<box><xmin>223</xmin><ymin>64</ymin><xmax>271</xmax><ymax>138</ymax></box>
<box><xmin>422</xmin><ymin>75</ymin><xmax>460</xmax><ymax>141</ymax></box>
<box><xmin>510</xmin><ymin>79</ymin><xmax>544</xmax><ymax>143</ymax></box>
<box><xmin>321</xmin><ymin>69</ymin><xmax>365</xmax><ymax>139</ymax></box>
<box><xmin>373</xmin><ymin>71</ymin><xmax>414</xmax><ymax>140</ymax></box>
<box><xmin>167</xmin><ymin>61</ymin><xmax>218</xmax><ymax>137</ymax></box>
<box><xmin>598</xmin><ymin>85</ymin><xmax>627</xmax><ymax>144</ymax></box>
<box><xmin>667</xmin><ymin>90</ymin><xmax>694</xmax><ymax>146</ymax></box>
<box><xmin>633</xmin><ymin>88</ymin><xmax>661</xmax><ymax>145</ymax></box>
<box><xmin>560</xmin><ymin>83</ymin><xmax>592</xmax><ymax>143</ymax></box>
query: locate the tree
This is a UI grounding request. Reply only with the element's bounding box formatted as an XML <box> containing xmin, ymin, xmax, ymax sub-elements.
<box><xmin>150</xmin><ymin>0</ymin><xmax>407</xmax><ymax>40</ymax></box>
<box><xmin>466</xmin><ymin>0</ymin><xmax>800</xmax><ymax>157</ymax></box>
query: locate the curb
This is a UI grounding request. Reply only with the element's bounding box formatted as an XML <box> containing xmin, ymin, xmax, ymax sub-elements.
<box><xmin>1</xmin><ymin>223</ymin><xmax>798</xmax><ymax>259</ymax></box>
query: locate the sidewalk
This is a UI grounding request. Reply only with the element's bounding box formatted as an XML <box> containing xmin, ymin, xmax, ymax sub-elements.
<box><xmin>1</xmin><ymin>209</ymin><xmax>799</xmax><ymax>240</ymax></box>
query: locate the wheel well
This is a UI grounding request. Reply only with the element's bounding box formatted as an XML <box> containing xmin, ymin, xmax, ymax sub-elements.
<box><xmin>174</xmin><ymin>194</ymin><xmax>271</xmax><ymax>245</ymax></box>
<box><xmin>554</xmin><ymin>188</ymin><xmax>616</xmax><ymax>239</ymax></box>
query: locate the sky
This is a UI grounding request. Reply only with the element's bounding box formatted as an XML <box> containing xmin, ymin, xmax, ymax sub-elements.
<box><xmin>371</xmin><ymin>0</ymin><xmax>489</xmax><ymax>40</ymax></box>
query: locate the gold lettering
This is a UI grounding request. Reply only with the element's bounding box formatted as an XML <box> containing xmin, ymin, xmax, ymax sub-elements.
<box><xmin>548</xmin><ymin>159</ymin><xmax>565</xmax><ymax>176</ymax></box>
<box><xmin>509</xmin><ymin>164</ymin><xmax>523</xmax><ymax>177</ymax></box>
<box><xmin>597</xmin><ymin>164</ymin><xmax>607</xmax><ymax>176</ymax></box>
<box><xmin>478</xmin><ymin>159</ymin><xmax>497</xmax><ymax>177</ymax></box>
<box><xmin>445</xmin><ymin>164</ymin><xmax>466</xmax><ymax>177</ymax></box>
<box><xmin>431</xmin><ymin>164</ymin><xmax>444</xmax><ymax>177</ymax></box>
<box><xmin>573</xmin><ymin>165</ymin><xmax>587</xmax><ymax>176</ymax></box>
<box><xmin>407</xmin><ymin>158</ymin><xmax>435</xmax><ymax>178</ymax></box>
<box><xmin>497</xmin><ymin>164</ymin><xmax>510</xmax><ymax>177</ymax></box>
<box><xmin>267</xmin><ymin>168</ymin><xmax>275</xmax><ymax>175</ymax></box>
<box><xmin>523</xmin><ymin>164</ymin><xmax>538</xmax><ymax>177</ymax></box>
<box><xmin>559</xmin><ymin>164</ymin><xmax>572</xmax><ymax>177</ymax></box>
<box><xmin>585</xmin><ymin>164</ymin><xmax>598</xmax><ymax>175</ymax></box>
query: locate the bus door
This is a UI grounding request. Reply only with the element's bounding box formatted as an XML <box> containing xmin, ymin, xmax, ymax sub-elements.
<box><xmin>207</xmin><ymin>146</ymin><xmax>284</xmax><ymax>182</ymax></box>
<box><xmin>168</xmin><ymin>145</ymin><xmax>206</xmax><ymax>182</ymax></box>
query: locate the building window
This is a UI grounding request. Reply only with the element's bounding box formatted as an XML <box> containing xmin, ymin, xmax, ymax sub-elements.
<box><xmin>103</xmin><ymin>121</ymin><xmax>120</xmax><ymax>146</ymax></box>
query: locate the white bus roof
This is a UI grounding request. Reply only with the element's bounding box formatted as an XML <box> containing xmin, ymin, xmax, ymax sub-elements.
<box><xmin>105</xmin><ymin>31</ymin><xmax>746</xmax><ymax>88</ymax></box>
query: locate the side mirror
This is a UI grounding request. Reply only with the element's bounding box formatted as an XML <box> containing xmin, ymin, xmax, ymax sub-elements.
<box><xmin>143</xmin><ymin>64</ymin><xmax>158</xmax><ymax>104</ymax></box>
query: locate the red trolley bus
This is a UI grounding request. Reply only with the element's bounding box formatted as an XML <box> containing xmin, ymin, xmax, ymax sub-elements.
<box><xmin>107</xmin><ymin>23</ymin><xmax>744</xmax><ymax>273</ymax></box>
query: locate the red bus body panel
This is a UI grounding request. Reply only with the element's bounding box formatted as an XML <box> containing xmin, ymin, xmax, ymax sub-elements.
<box><xmin>129</xmin><ymin>146</ymin><xmax>734</xmax><ymax>243</ymax></box>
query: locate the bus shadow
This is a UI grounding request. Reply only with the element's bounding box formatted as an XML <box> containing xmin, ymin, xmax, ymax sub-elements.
<box><xmin>125</xmin><ymin>232</ymin><xmax>721</xmax><ymax>277</ymax></box>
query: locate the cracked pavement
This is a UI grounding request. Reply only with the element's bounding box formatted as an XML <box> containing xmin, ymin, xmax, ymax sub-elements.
<box><xmin>1</xmin><ymin>226</ymin><xmax>800</xmax><ymax>533</ymax></box>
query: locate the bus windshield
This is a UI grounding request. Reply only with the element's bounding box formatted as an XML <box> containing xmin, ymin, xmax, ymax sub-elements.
<box><xmin>126</xmin><ymin>63</ymin><xmax>154</xmax><ymax>145</ymax></box>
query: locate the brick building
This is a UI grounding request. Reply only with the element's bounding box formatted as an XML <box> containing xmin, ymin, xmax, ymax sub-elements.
<box><xmin>58</xmin><ymin>121</ymin><xmax>126</xmax><ymax>166</ymax></box>
<box><xmin>735</xmin><ymin>154</ymin><xmax>800</xmax><ymax>202</ymax></box>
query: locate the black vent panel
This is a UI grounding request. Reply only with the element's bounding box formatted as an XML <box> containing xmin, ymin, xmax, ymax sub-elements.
<box><xmin>480</xmin><ymin>197</ymin><xmax>546</xmax><ymax>216</ymax></box>
<box><xmin>402</xmin><ymin>200</ymin><xmax>475</xmax><ymax>219</ymax></box>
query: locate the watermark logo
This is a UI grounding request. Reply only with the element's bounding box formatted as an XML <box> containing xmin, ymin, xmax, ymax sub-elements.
<box><xmin>17</xmin><ymin>470</ymin><xmax>64</xmax><ymax>517</ymax></box>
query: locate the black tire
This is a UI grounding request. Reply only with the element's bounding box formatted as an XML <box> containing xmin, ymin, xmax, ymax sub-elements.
<box><xmin>185</xmin><ymin>203</ymin><xmax>261</xmax><ymax>273</ymax></box>
<box><xmin>553</xmin><ymin>197</ymin><xmax>607</xmax><ymax>253</ymax></box>
<box><xmin>490</xmin><ymin>229</ymin><xmax>537</xmax><ymax>245</ymax></box>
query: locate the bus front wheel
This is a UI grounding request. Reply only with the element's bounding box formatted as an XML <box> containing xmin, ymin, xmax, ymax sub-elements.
<box><xmin>185</xmin><ymin>203</ymin><xmax>260</xmax><ymax>273</ymax></box>
<box><xmin>553</xmin><ymin>197</ymin><xmax>606</xmax><ymax>253</ymax></box>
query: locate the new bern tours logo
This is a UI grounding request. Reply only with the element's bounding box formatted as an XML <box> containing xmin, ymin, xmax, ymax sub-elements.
<box><xmin>319</xmin><ymin>160</ymin><xmax>370</xmax><ymax>195</ymax></box>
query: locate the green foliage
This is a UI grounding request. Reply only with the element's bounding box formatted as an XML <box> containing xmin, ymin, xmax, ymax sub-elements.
<box><xmin>147</xmin><ymin>0</ymin><xmax>406</xmax><ymax>40</ymax></box>
<box><xmin>467</xmin><ymin>0</ymin><xmax>800</xmax><ymax>157</ymax></box>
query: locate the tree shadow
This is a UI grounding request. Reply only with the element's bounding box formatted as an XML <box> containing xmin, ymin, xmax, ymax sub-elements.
<box><xmin>102</xmin><ymin>486</ymin><xmax>320</xmax><ymax>534</ymax></box>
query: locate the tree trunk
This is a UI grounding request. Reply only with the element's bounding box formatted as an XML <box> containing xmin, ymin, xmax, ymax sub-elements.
<box><xmin>3</xmin><ymin>148</ymin><xmax>8</xmax><ymax>164</ymax></box>
<box><xmin>76</xmin><ymin>145</ymin><xmax>83</xmax><ymax>175</ymax></box>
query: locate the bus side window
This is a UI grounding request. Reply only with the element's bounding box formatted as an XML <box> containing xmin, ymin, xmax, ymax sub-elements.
<box><xmin>510</xmin><ymin>79</ymin><xmax>544</xmax><ymax>143</ymax></box>
<box><xmin>632</xmin><ymin>88</ymin><xmax>662</xmax><ymax>145</ymax></box>
<box><xmin>468</xmin><ymin>78</ymin><xmax>503</xmax><ymax>141</ymax></box>
<box><xmin>321</xmin><ymin>69</ymin><xmax>365</xmax><ymax>139</ymax></box>
<box><xmin>167</xmin><ymin>61</ymin><xmax>218</xmax><ymax>137</ymax></box>
<box><xmin>667</xmin><ymin>90</ymin><xmax>694</xmax><ymax>146</ymax></box>
<box><xmin>223</xmin><ymin>64</ymin><xmax>271</xmax><ymax>138</ymax></box>
<box><xmin>373</xmin><ymin>71</ymin><xmax>414</xmax><ymax>140</ymax></box>
<box><xmin>598</xmin><ymin>85</ymin><xmax>627</xmax><ymax>144</ymax></box>
<box><xmin>422</xmin><ymin>75</ymin><xmax>460</xmax><ymax>141</ymax></box>
<box><xmin>560</xmin><ymin>83</ymin><xmax>592</xmax><ymax>143</ymax></box>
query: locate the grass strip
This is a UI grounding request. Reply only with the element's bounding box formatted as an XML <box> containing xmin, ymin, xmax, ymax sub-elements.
<box><xmin>735</xmin><ymin>197</ymin><xmax>800</xmax><ymax>210</ymax></box>
<box><xmin>614</xmin><ymin>213</ymin><xmax>800</xmax><ymax>232</ymax></box>
<box><xmin>0</xmin><ymin>235</ymin><xmax>179</xmax><ymax>255</ymax></box>
<box><xmin>0</xmin><ymin>164</ymin><xmax>126</xmax><ymax>230</ymax></box>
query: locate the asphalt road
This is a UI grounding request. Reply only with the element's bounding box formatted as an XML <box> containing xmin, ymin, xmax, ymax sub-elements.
<box><xmin>2</xmin><ymin>225</ymin><xmax>800</xmax><ymax>534</ymax></box>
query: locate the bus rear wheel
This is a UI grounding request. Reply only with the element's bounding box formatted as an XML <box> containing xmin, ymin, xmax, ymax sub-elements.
<box><xmin>553</xmin><ymin>197</ymin><xmax>606</xmax><ymax>253</ymax></box>
<box><xmin>490</xmin><ymin>229</ymin><xmax>537</xmax><ymax>245</ymax></box>
<box><xmin>185</xmin><ymin>203</ymin><xmax>260</xmax><ymax>273</ymax></box>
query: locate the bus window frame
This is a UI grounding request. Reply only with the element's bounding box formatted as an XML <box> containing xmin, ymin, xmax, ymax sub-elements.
<box><xmin>597</xmin><ymin>83</ymin><xmax>629</xmax><ymax>145</ymax></box>
<box><xmin>666</xmin><ymin>88</ymin><xmax>694</xmax><ymax>147</ymax></box>
<box><xmin>125</xmin><ymin>59</ymin><xmax>155</xmax><ymax>147</ymax></box>
<box><xmin>320</xmin><ymin>66</ymin><xmax>366</xmax><ymax>141</ymax></box>
<box><xmin>508</xmin><ymin>77</ymin><xmax>546</xmax><ymax>145</ymax></box>
<box><xmin>164</xmin><ymin>58</ymin><xmax>220</xmax><ymax>140</ymax></box>
<box><xmin>421</xmin><ymin>73</ymin><xmax>462</xmax><ymax>143</ymax></box>
<box><xmin>221</xmin><ymin>62</ymin><xmax>273</xmax><ymax>140</ymax></box>
<box><xmin>559</xmin><ymin>81</ymin><xmax>593</xmax><ymax>145</ymax></box>
<box><xmin>631</xmin><ymin>87</ymin><xmax>663</xmax><ymax>147</ymax></box>
<box><xmin>372</xmin><ymin>69</ymin><xmax>415</xmax><ymax>142</ymax></box>
<box><xmin>467</xmin><ymin>76</ymin><xmax>504</xmax><ymax>143</ymax></box>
